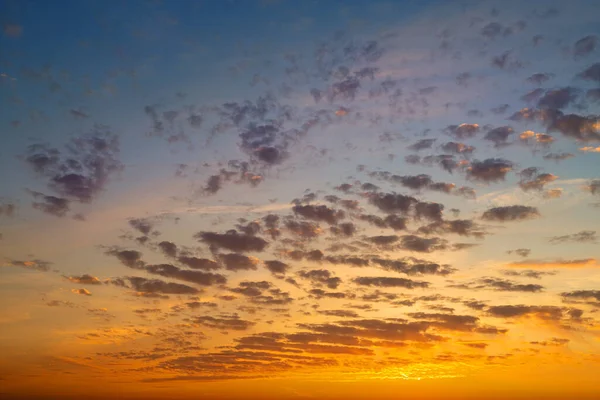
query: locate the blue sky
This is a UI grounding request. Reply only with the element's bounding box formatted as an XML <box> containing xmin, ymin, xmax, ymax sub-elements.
<box><xmin>1</xmin><ymin>0</ymin><xmax>600</xmax><ymax>399</ymax></box>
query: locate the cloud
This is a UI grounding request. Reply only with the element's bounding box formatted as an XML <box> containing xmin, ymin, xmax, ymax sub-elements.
<box><xmin>107</xmin><ymin>249</ymin><xmax>145</xmax><ymax>268</ymax></box>
<box><xmin>573</xmin><ymin>35</ymin><xmax>598</xmax><ymax>58</ymax></box>
<box><xmin>193</xmin><ymin>314</ymin><xmax>255</xmax><ymax>331</ymax></box>
<box><xmin>65</xmin><ymin>274</ymin><xmax>101</xmax><ymax>285</ymax></box>
<box><xmin>318</xmin><ymin>310</ymin><xmax>359</xmax><ymax>318</ymax></box>
<box><xmin>23</xmin><ymin>127</ymin><xmax>122</xmax><ymax>204</ymax></box>
<box><xmin>507</xmin><ymin>248</ymin><xmax>531</xmax><ymax>257</ymax></box>
<box><xmin>157</xmin><ymin>241</ymin><xmax>178</xmax><ymax>257</ymax></box>
<box><xmin>218</xmin><ymin>253</ymin><xmax>260</xmax><ymax>271</ymax></box>
<box><xmin>580</xmin><ymin>146</ymin><xmax>600</xmax><ymax>153</ymax></box>
<box><xmin>518</xmin><ymin>168</ymin><xmax>558</xmax><ymax>191</ymax></box>
<box><xmin>444</xmin><ymin>123</ymin><xmax>480</xmax><ymax>139</ymax></box>
<box><xmin>398</xmin><ymin>235</ymin><xmax>448</xmax><ymax>252</ymax></box>
<box><xmin>292</xmin><ymin>204</ymin><xmax>345</xmax><ymax>224</ymax></box>
<box><xmin>264</xmin><ymin>260</ymin><xmax>291</xmax><ymax>276</ymax></box>
<box><xmin>71</xmin><ymin>288</ymin><xmax>92</xmax><ymax>296</ymax></box>
<box><xmin>177</xmin><ymin>256</ymin><xmax>221</xmax><ymax>270</ymax></box>
<box><xmin>144</xmin><ymin>264</ymin><xmax>227</xmax><ymax>286</ymax></box>
<box><xmin>371</xmin><ymin>257</ymin><xmax>455</xmax><ymax>276</ymax></box>
<box><xmin>298</xmin><ymin>269</ymin><xmax>341</xmax><ymax>289</ymax></box>
<box><xmin>451</xmin><ymin>277</ymin><xmax>544</xmax><ymax>293</ymax></box>
<box><xmin>585</xmin><ymin>179</ymin><xmax>600</xmax><ymax>195</ymax></box>
<box><xmin>196</xmin><ymin>231</ymin><xmax>268</xmax><ymax>252</ymax></box>
<box><xmin>507</xmin><ymin>258</ymin><xmax>599</xmax><ymax>269</ymax></box>
<box><xmin>537</xmin><ymin>88</ymin><xmax>579</xmax><ymax>110</ymax></box>
<box><xmin>481</xmin><ymin>205</ymin><xmax>540</xmax><ymax>222</ymax></box>
<box><xmin>561</xmin><ymin>290</ymin><xmax>600</xmax><ymax>305</ymax></box>
<box><xmin>486</xmin><ymin>305</ymin><xmax>577</xmax><ymax>322</ymax></box>
<box><xmin>577</xmin><ymin>63</ymin><xmax>600</xmax><ymax>82</ymax></box>
<box><xmin>407</xmin><ymin>138</ymin><xmax>436</xmax><ymax>151</ymax></box>
<box><xmin>129</xmin><ymin>218</ymin><xmax>154</xmax><ymax>235</ymax></box>
<box><xmin>549</xmin><ymin>230</ymin><xmax>597</xmax><ymax>244</ymax></box>
<box><xmin>4</xmin><ymin>259</ymin><xmax>52</xmax><ymax>272</ymax></box>
<box><xmin>543</xmin><ymin>152</ymin><xmax>574</xmax><ymax>161</ymax></box>
<box><xmin>112</xmin><ymin>276</ymin><xmax>200</xmax><ymax>295</ymax></box>
<box><xmin>501</xmin><ymin>270</ymin><xmax>555</xmax><ymax>280</ymax></box>
<box><xmin>353</xmin><ymin>276</ymin><xmax>429</xmax><ymax>289</ymax></box>
<box><xmin>0</xmin><ymin>202</ymin><xmax>16</xmax><ymax>217</ymax></box>
<box><xmin>466</xmin><ymin>159</ymin><xmax>513</xmax><ymax>183</ymax></box>
<box><xmin>484</xmin><ymin>126</ymin><xmax>514</xmax><ymax>147</ymax></box>
<box><xmin>526</xmin><ymin>73</ymin><xmax>553</xmax><ymax>85</ymax></box>
<box><xmin>30</xmin><ymin>192</ymin><xmax>70</xmax><ymax>217</ymax></box>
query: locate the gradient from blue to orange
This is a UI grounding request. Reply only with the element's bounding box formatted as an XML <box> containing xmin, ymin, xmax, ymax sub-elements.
<box><xmin>1</xmin><ymin>0</ymin><xmax>600</xmax><ymax>399</ymax></box>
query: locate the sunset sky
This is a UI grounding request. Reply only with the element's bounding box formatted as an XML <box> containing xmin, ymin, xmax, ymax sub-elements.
<box><xmin>1</xmin><ymin>0</ymin><xmax>600</xmax><ymax>399</ymax></box>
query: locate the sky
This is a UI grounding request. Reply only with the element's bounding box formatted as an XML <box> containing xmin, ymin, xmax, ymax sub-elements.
<box><xmin>1</xmin><ymin>0</ymin><xmax>600</xmax><ymax>399</ymax></box>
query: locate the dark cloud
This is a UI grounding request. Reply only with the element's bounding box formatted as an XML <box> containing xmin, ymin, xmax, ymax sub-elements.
<box><xmin>543</xmin><ymin>152</ymin><xmax>574</xmax><ymax>162</ymax></box>
<box><xmin>586</xmin><ymin>179</ymin><xmax>600</xmax><ymax>195</ymax></box>
<box><xmin>481</xmin><ymin>205</ymin><xmax>540</xmax><ymax>222</ymax></box>
<box><xmin>549</xmin><ymin>230</ymin><xmax>597</xmax><ymax>244</ymax></box>
<box><xmin>107</xmin><ymin>249</ymin><xmax>144</xmax><ymax>268</ymax></box>
<box><xmin>441</xmin><ymin>142</ymin><xmax>475</xmax><ymax>154</ymax></box>
<box><xmin>526</xmin><ymin>73</ymin><xmax>553</xmax><ymax>85</ymax></box>
<box><xmin>129</xmin><ymin>218</ymin><xmax>153</xmax><ymax>235</ymax></box>
<box><xmin>193</xmin><ymin>314</ymin><xmax>255</xmax><ymax>331</ymax></box>
<box><xmin>417</xmin><ymin>219</ymin><xmax>486</xmax><ymax>238</ymax></box>
<box><xmin>371</xmin><ymin>257</ymin><xmax>455</xmax><ymax>276</ymax></box>
<box><xmin>367</xmin><ymin>235</ymin><xmax>399</xmax><ymax>246</ymax></box>
<box><xmin>218</xmin><ymin>253</ymin><xmax>260</xmax><ymax>271</ymax></box>
<box><xmin>587</xmin><ymin>88</ymin><xmax>600</xmax><ymax>102</ymax></box>
<box><xmin>486</xmin><ymin>305</ymin><xmax>577</xmax><ymax>322</ymax></box>
<box><xmin>117</xmin><ymin>276</ymin><xmax>200</xmax><ymax>295</ymax></box>
<box><xmin>444</xmin><ymin>123</ymin><xmax>480</xmax><ymax>139</ymax></box>
<box><xmin>144</xmin><ymin>264</ymin><xmax>227</xmax><ymax>286</ymax></box>
<box><xmin>298</xmin><ymin>269</ymin><xmax>341</xmax><ymax>289</ymax></box>
<box><xmin>507</xmin><ymin>248</ymin><xmax>531</xmax><ymax>257</ymax></box>
<box><xmin>284</xmin><ymin>219</ymin><xmax>322</xmax><ymax>239</ymax></box>
<box><xmin>308</xmin><ymin>289</ymin><xmax>347</xmax><ymax>299</ymax></box>
<box><xmin>30</xmin><ymin>192</ymin><xmax>70</xmax><ymax>217</ymax></box>
<box><xmin>521</xmin><ymin>88</ymin><xmax>545</xmax><ymax>103</ymax></box>
<box><xmin>196</xmin><ymin>231</ymin><xmax>268</xmax><ymax>252</ymax></box>
<box><xmin>407</xmin><ymin>139</ymin><xmax>436</xmax><ymax>151</ymax></box>
<box><xmin>547</xmin><ymin>113</ymin><xmax>600</xmax><ymax>142</ymax></box>
<box><xmin>491</xmin><ymin>51</ymin><xmax>523</xmax><ymax>70</ymax></box>
<box><xmin>369</xmin><ymin>192</ymin><xmax>418</xmax><ymax>214</ymax></box>
<box><xmin>292</xmin><ymin>204</ymin><xmax>345</xmax><ymax>225</ymax></box>
<box><xmin>177</xmin><ymin>256</ymin><xmax>221</xmax><ymax>270</ymax></box>
<box><xmin>466</xmin><ymin>158</ymin><xmax>513</xmax><ymax>182</ymax></box>
<box><xmin>0</xmin><ymin>202</ymin><xmax>16</xmax><ymax>217</ymax></box>
<box><xmin>577</xmin><ymin>63</ymin><xmax>600</xmax><ymax>82</ymax></box>
<box><xmin>537</xmin><ymin>87</ymin><xmax>579</xmax><ymax>110</ymax></box>
<box><xmin>501</xmin><ymin>270</ymin><xmax>556</xmax><ymax>279</ymax></box>
<box><xmin>491</xmin><ymin>104</ymin><xmax>510</xmax><ymax>114</ymax></box>
<box><xmin>318</xmin><ymin>310</ymin><xmax>359</xmax><ymax>318</ymax></box>
<box><xmin>23</xmin><ymin>126</ymin><xmax>122</xmax><ymax>204</ymax></box>
<box><xmin>561</xmin><ymin>290</ymin><xmax>600</xmax><ymax>303</ymax></box>
<box><xmin>414</xmin><ymin>201</ymin><xmax>444</xmax><ymax>222</ymax></box>
<box><xmin>573</xmin><ymin>35</ymin><xmax>598</xmax><ymax>58</ymax></box>
<box><xmin>484</xmin><ymin>126</ymin><xmax>514</xmax><ymax>146</ymax></box>
<box><xmin>518</xmin><ymin>168</ymin><xmax>557</xmax><ymax>191</ymax></box>
<box><xmin>158</xmin><ymin>241</ymin><xmax>178</xmax><ymax>258</ymax></box>
<box><xmin>330</xmin><ymin>222</ymin><xmax>357</xmax><ymax>237</ymax></box>
<box><xmin>353</xmin><ymin>276</ymin><xmax>429</xmax><ymax>289</ymax></box>
<box><xmin>264</xmin><ymin>260</ymin><xmax>291</xmax><ymax>276</ymax></box>
<box><xmin>398</xmin><ymin>235</ymin><xmax>448</xmax><ymax>253</ymax></box>
<box><xmin>452</xmin><ymin>277</ymin><xmax>544</xmax><ymax>292</ymax></box>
